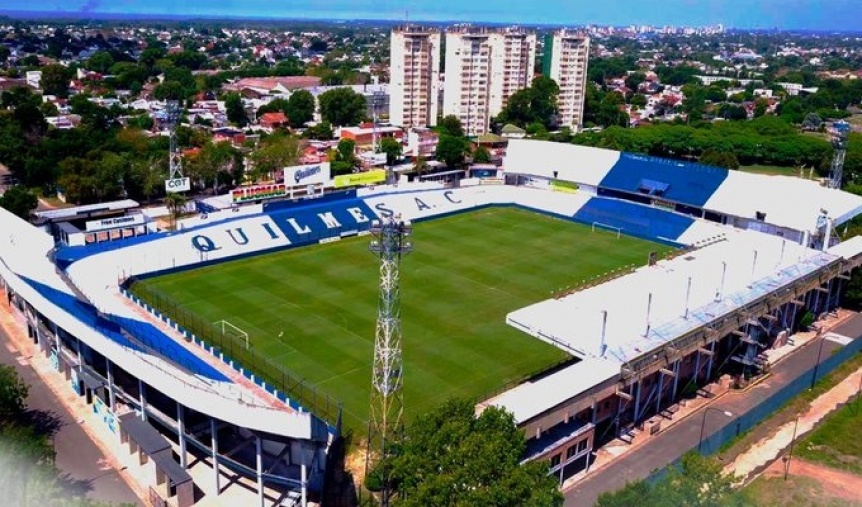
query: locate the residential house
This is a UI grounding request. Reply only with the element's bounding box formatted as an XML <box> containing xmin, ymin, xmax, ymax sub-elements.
<box><xmin>259</xmin><ymin>112</ymin><xmax>289</xmax><ymax>131</ymax></box>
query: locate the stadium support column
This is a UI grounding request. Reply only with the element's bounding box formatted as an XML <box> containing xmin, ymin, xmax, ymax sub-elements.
<box><xmin>211</xmin><ymin>419</ymin><xmax>220</xmax><ymax>493</ymax></box>
<box><xmin>706</xmin><ymin>340</ymin><xmax>717</xmax><ymax>380</ymax></box>
<box><xmin>177</xmin><ymin>403</ymin><xmax>187</xmax><ymax>468</ymax></box>
<box><xmin>256</xmin><ymin>435</ymin><xmax>264</xmax><ymax>507</ymax></box>
<box><xmin>138</xmin><ymin>380</ymin><xmax>147</xmax><ymax>422</ymax></box>
<box><xmin>366</xmin><ymin>216</ymin><xmax>413</xmax><ymax>507</ymax></box>
<box><xmin>633</xmin><ymin>379</ymin><xmax>642</xmax><ymax>423</ymax></box>
<box><xmin>106</xmin><ymin>361</ymin><xmax>116</xmax><ymax>412</ymax></box>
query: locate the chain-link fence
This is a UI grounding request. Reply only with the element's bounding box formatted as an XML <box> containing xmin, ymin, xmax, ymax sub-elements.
<box><xmin>126</xmin><ymin>278</ymin><xmax>342</xmax><ymax>427</ymax></box>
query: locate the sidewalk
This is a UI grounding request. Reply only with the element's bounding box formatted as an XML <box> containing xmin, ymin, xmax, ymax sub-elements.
<box><xmin>562</xmin><ymin>310</ymin><xmax>852</xmax><ymax>491</ymax></box>
<box><xmin>563</xmin><ymin>310</ymin><xmax>857</xmax><ymax>507</ymax></box>
<box><xmin>725</xmin><ymin>363</ymin><xmax>862</xmax><ymax>484</ymax></box>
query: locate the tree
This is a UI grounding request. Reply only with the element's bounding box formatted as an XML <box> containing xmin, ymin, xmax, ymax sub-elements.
<box><xmin>373</xmin><ymin>398</ymin><xmax>562</xmax><ymax>507</ymax></box>
<box><xmin>285</xmin><ymin>90</ymin><xmax>315</xmax><ymax>127</ymax></box>
<box><xmin>318</xmin><ymin>87</ymin><xmax>366</xmax><ymax>126</ymax></box>
<box><xmin>802</xmin><ymin>113</ymin><xmax>823</xmax><ymax>131</ymax></box>
<box><xmin>303</xmin><ymin>121</ymin><xmax>334</xmax><ymax>140</ymax></box>
<box><xmin>435</xmin><ymin>135</ymin><xmax>469</xmax><ymax>168</ymax></box>
<box><xmin>247</xmin><ymin>134</ymin><xmax>301</xmax><ymax>182</ymax></box>
<box><xmin>0</xmin><ymin>186</ymin><xmax>38</xmax><ymax>220</ymax></box>
<box><xmin>624</xmin><ymin>72</ymin><xmax>646</xmax><ymax>92</ymax></box>
<box><xmin>596</xmin><ymin>453</ymin><xmax>744</xmax><ymax>507</ymax></box>
<box><xmin>413</xmin><ymin>155</ymin><xmax>429</xmax><ymax>176</ymax></box>
<box><xmin>473</xmin><ymin>145</ymin><xmax>492</xmax><ymax>164</ymax></box>
<box><xmin>0</xmin><ymin>364</ymin><xmax>28</xmax><ymax>422</ymax></box>
<box><xmin>630</xmin><ymin>94</ymin><xmax>647</xmax><ymax>108</ymax></box>
<box><xmin>164</xmin><ymin>192</ymin><xmax>187</xmax><ymax>230</ymax></box>
<box><xmin>39</xmin><ymin>64</ymin><xmax>71</xmax><ymax>98</ymax></box>
<box><xmin>380</xmin><ymin>136</ymin><xmax>403</xmax><ymax>166</ymax></box>
<box><xmin>153</xmin><ymin>81</ymin><xmax>188</xmax><ymax>101</ymax></box>
<box><xmin>224</xmin><ymin>92</ymin><xmax>249</xmax><ymax>127</ymax></box>
<box><xmin>699</xmin><ymin>149</ymin><xmax>740</xmax><ymax>170</ymax></box>
<box><xmin>753</xmin><ymin>99</ymin><xmax>769</xmax><ymax>118</ymax></box>
<box><xmin>438</xmin><ymin>115</ymin><xmax>465</xmax><ymax>138</ymax></box>
<box><xmin>86</xmin><ymin>51</ymin><xmax>114</xmax><ymax>74</ymax></box>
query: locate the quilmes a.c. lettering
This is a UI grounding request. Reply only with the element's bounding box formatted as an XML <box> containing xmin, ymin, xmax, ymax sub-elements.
<box><xmin>294</xmin><ymin>165</ymin><xmax>321</xmax><ymax>184</ymax></box>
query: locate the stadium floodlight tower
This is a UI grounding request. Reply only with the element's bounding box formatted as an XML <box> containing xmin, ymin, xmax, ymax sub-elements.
<box><xmin>828</xmin><ymin>121</ymin><xmax>850</xmax><ymax>189</ymax></box>
<box><xmin>166</xmin><ymin>100</ymin><xmax>185</xmax><ymax>191</ymax></box>
<box><xmin>365</xmin><ymin>215</ymin><xmax>413</xmax><ymax>507</ymax></box>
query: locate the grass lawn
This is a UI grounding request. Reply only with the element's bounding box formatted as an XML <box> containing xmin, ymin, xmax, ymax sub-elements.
<box><xmin>742</xmin><ymin>474</ymin><xmax>862</xmax><ymax>507</ymax></box>
<box><xmin>133</xmin><ymin>207</ymin><xmax>667</xmax><ymax>433</ymax></box>
<box><xmin>796</xmin><ymin>399</ymin><xmax>862</xmax><ymax>475</ymax></box>
<box><xmin>739</xmin><ymin>164</ymin><xmax>809</xmax><ymax>177</ymax></box>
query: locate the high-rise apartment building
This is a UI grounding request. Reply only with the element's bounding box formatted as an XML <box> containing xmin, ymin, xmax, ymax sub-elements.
<box><xmin>389</xmin><ymin>26</ymin><xmax>441</xmax><ymax>129</ymax></box>
<box><xmin>543</xmin><ymin>30</ymin><xmax>591</xmax><ymax>131</ymax></box>
<box><xmin>443</xmin><ymin>27</ymin><xmax>537</xmax><ymax>137</ymax></box>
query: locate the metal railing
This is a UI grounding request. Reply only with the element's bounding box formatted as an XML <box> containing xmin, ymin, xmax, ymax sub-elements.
<box><xmin>126</xmin><ymin>278</ymin><xmax>343</xmax><ymax>428</ymax></box>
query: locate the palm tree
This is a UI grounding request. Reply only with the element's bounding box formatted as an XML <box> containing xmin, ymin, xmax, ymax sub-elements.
<box><xmin>165</xmin><ymin>192</ymin><xmax>188</xmax><ymax>230</ymax></box>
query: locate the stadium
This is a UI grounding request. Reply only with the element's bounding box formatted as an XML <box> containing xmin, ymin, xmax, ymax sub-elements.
<box><xmin>3</xmin><ymin>138</ymin><xmax>862</xmax><ymax>506</ymax></box>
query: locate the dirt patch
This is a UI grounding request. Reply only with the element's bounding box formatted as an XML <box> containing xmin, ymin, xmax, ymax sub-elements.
<box><xmin>762</xmin><ymin>458</ymin><xmax>862</xmax><ymax>503</ymax></box>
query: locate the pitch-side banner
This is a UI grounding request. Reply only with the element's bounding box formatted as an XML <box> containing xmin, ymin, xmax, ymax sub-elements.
<box><xmin>333</xmin><ymin>169</ymin><xmax>387</xmax><ymax>188</ymax></box>
<box><xmin>285</xmin><ymin>162</ymin><xmax>330</xmax><ymax>187</ymax></box>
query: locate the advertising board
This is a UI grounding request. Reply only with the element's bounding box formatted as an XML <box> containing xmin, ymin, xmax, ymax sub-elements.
<box><xmin>284</xmin><ymin>162</ymin><xmax>330</xmax><ymax>187</ymax></box>
<box><xmin>333</xmin><ymin>169</ymin><xmax>387</xmax><ymax>188</ymax></box>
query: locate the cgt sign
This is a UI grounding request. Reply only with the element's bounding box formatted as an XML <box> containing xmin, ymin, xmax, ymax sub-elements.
<box><xmin>165</xmin><ymin>177</ymin><xmax>191</xmax><ymax>193</ymax></box>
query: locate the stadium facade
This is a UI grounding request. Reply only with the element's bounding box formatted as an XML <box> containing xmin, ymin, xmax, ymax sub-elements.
<box><xmin>2</xmin><ymin>139</ymin><xmax>862</xmax><ymax>504</ymax></box>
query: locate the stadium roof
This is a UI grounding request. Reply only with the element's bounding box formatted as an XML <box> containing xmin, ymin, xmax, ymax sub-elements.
<box><xmin>503</xmin><ymin>140</ymin><xmax>862</xmax><ymax>233</ymax></box>
<box><xmin>34</xmin><ymin>199</ymin><xmax>139</xmax><ymax>222</ymax></box>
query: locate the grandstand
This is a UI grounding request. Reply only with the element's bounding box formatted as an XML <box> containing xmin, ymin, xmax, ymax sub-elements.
<box><xmin>2</xmin><ymin>138</ymin><xmax>862</xmax><ymax>505</ymax></box>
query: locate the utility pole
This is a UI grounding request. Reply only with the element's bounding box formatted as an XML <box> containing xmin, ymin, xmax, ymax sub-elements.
<box><xmin>365</xmin><ymin>216</ymin><xmax>413</xmax><ymax>507</ymax></box>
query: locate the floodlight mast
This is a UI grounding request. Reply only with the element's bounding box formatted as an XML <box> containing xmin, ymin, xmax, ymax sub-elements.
<box><xmin>365</xmin><ymin>216</ymin><xmax>412</xmax><ymax>507</ymax></box>
<box><xmin>828</xmin><ymin>121</ymin><xmax>849</xmax><ymax>189</ymax></box>
<box><xmin>167</xmin><ymin>100</ymin><xmax>184</xmax><ymax>183</ymax></box>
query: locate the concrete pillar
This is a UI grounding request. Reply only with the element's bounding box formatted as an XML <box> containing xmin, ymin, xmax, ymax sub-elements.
<box><xmin>656</xmin><ymin>373</ymin><xmax>664</xmax><ymax>414</ymax></box>
<box><xmin>672</xmin><ymin>359</ymin><xmax>681</xmax><ymax>400</ymax></box>
<box><xmin>301</xmin><ymin>445</ymin><xmax>309</xmax><ymax>507</ymax></box>
<box><xmin>106</xmin><ymin>361</ymin><xmax>116</xmax><ymax>412</ymax></box>
<box><xmin>177</xmin><ymin>403</ymin><xmax>187</xmax><ymax>468</ymax></box>
<box><xmin>211</xmin><ymin>419</ymin><xmax>220</xmax><ymax>493</ymax></box>
<box><xmin>694</xmin><ymin>349</ymin><xmax>702</xmax><ymax>384</ymax></box>
<box><xmin>138</xmin><ymin>380</ymin><xmax>147</xmax><ymax>422</ymax></box>
<box><xmin>591</xmin><ymin>400</ymin><xmax>598</xmax><ymax>425</ymax></box>
<box><xmin>706</xmin><ymin>340</ymin><xmax>716</xmax><ymax>380</ymax></box>
<box><xmin>633</xmin><ymin>380</ymin><xmax>642</xmax><ymax>422</ymax></box>
<box><xmin>256</xmin><ymin>435</ymin><xmax>264</xmax><ymax>507</ymax></box>
<box><xmin>76</xmin><ymin>336</ymin><xmax>83</xmax><ymax>365</ymax></box>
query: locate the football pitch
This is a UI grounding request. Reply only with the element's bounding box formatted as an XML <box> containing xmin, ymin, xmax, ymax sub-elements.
<box><xmin>133</xmin><ymin>207</ymin><xmax>668</xmax><ymax>432</ymax></box>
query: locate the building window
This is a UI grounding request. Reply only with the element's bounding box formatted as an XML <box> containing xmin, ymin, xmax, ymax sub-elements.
<box><xmin>550</xmin><ymin>454</ymin><xmax>561</xmax><ymax>468</ymax></box>
<box><xmin>566</xmin><ymin>446</ymin><xmax>577</xmax><ymax>459</ymax></box>
<box><xmin>577</xmin><ymin>439</ymin><xmax>589</xmax><ymax>453</ymax></box>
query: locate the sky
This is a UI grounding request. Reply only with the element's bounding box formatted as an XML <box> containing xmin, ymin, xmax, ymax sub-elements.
<box><xmin>0</xmin><ymin>0</ymin><xmax>860</xmax><ymax>31</ymax></box>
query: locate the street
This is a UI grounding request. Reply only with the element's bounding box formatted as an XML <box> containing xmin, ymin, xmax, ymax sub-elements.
<box><xmin>0</xmin><ymin>327</ymin><xmax>141</xmax><ymax>506</ymax></box>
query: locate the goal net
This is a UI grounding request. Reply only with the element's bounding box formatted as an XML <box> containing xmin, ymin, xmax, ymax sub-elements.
<box><xmin>591</xmin><ymin>222</ymin><xmax>622</xmax><ymax>238</ymax></box>
<box><xmin>213</xmin><ymin>319</ymin><xmax>250</xmax><ymax>350</ymax></box>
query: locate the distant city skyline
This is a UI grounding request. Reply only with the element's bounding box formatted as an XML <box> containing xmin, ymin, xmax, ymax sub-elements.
<box><xmin>0</xmin><ymin>0</ymin><xmax>859</xmax><ymax>32</ymax></box>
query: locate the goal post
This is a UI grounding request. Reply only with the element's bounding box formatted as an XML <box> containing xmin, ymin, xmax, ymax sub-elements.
<box><xmin>213</xmin><ymin>319</ymin><xmax>250</xmax><ymax>350</ymax></box>
<box><xmin>591</xmin><ymin>221</ymin><xmax>622</xmax><ymax>238</ymax></box>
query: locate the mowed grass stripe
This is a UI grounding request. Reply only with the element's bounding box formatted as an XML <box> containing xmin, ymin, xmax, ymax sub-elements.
<box><xmin>136</xmin><ymin>207</ymin><xmax>669</xmax><ymax>432</ymax></box>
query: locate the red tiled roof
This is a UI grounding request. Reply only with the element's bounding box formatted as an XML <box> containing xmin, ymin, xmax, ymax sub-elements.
<box><xmin>259</xmin><ymin>112</ymin><xmax>288</xmax><ymax>125</ymax></box>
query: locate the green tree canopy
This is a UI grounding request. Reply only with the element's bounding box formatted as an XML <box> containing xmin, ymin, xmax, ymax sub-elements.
<box><xmin>473</xmin><ymin>144</ymin><xmax>492</xmax><ymax>164</ymax></box>
<box><xmin>318</xmin><ymin>87</ymin><xmax>366</xmax><ymax>126</ymax></box>
<box><xmin>595</xmin><ymin>452</ymin><xmax>745</xmax><ymax>507</ymax></box>
<box><xmin>380</xmin><ymin>136</ymin><xmax>403</xmax><ymax>166</ymax></box>
<box><xmin>0</xmin><ymin>185</ymin><xmax>38</xmax><ymax>220</ymax></box>
<box><xmin>285</xmin><ymin>89</ymin><xmax>316</xmax><ymax>127</ymax></box>
<box><xmin>435</xmin><ymin>135</ymin><xmax>470</xmax><ymax>168</ymax></box>
<box><xmin>372</xmin><ymin>398</ymin><xmax>563</xmax><ymax>507</ymax></box>
<box><xmin>86</xmin><ymin>51</ymin><xmax>115</xmax><ymax>74</ymax></box>
<box><xmin>0</xmin><ymin>364</ymin><xmax>28</xmax><ymax>421</ymax></box>
<box><xmin>699</xmin><ymin>149</ymin><xmax>740</xmax><ymax>170</ymax></box>
<box><xmin>246</xmin><ymin>134</ymin><xmax>301</xmax><ymax>182</ymax></box>
<box><xmin>437</xmin><ymin>115</ymin><xmax>465</xmax><ymax>137</ymax></box>
<box><xmin>495</xmin><ymin>76</ymin><xmax>560</xmax><ymax>129</ymax></box>
<box><xmin>39</xmin><ymin>64</ymin><xmax>71</xmax><ymax>98</ymax></box>
<box><xmin>224</xmin><ymin>92</ymin><xmax>249</xmax><ymax>127</ymax></box>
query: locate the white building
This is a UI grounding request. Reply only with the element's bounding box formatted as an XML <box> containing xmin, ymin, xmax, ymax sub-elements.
<box><xmin>26</xmin><ymin>70</ymin><xmax>42</xmax><ymax>89</ymax></box>
<box><xmin>544</xmin><ymin>30</ymin><xmax>590</xmax><ymax>131</ymax></box>
<box><xmin>389</xmin><ymin>26</ymin><xmax>441</xmax><ymax>129</ymax></box>
<box><xmin>443</xmin><ymin>27</ymin><xmax>537</xmax><ymax>137</ymax></box>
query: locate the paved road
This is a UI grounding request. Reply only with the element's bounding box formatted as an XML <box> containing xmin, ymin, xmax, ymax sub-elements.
<box><xmin>564</xmin><ymin>330</ymin><xmax>852</xmax><ymax>507</ymax></box>
<box><xmin>0</xmin><ymin>328</ymin><xmax>141</xmax><ymax>506</ymax></box>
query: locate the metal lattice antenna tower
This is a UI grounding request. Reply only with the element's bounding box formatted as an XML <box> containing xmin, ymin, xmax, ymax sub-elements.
<box><xmin>365</xmin><ymin>216</ymin><xmax>412</xmax><ymax>507</ymax></box>
<box><xmin>829</xmin><ymin>121</ymin><xmax>850</xmax><ymax>189</ymax></box>
<box><xmin>167</xmin><ymin>100</ymin><xmax>184</xmax><ymax>182</ymax></box>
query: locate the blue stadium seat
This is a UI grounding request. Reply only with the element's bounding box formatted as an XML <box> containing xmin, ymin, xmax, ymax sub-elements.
<box><xmin>573</xmin><ymin>197</ymin><xmax>694</xmax><ymax>243</ymax></box>
<box><xmin>598</xmin><ymin>153</ymin><xmax>729</xmax><ymax>207</ymax></box>
<box><xmin>23</xmin><ymin>277</ymin><xmax>229</xmax><ymax>382</ymax></box>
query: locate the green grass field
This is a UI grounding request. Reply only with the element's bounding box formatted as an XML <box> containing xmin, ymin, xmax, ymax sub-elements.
<box><xmin>133</xmin><ymin>207</ymin><xmax>666</xmax><ymax>432</ymax></box>
<box><xmin>797</xmin><ymin>399</ymin><xmax>862</xmax><ymax>475</ymax></box>
<box><xmin>739</xmin><ymin>164</ymin><xmax>809</xmax><ymax>177</ymax></box>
